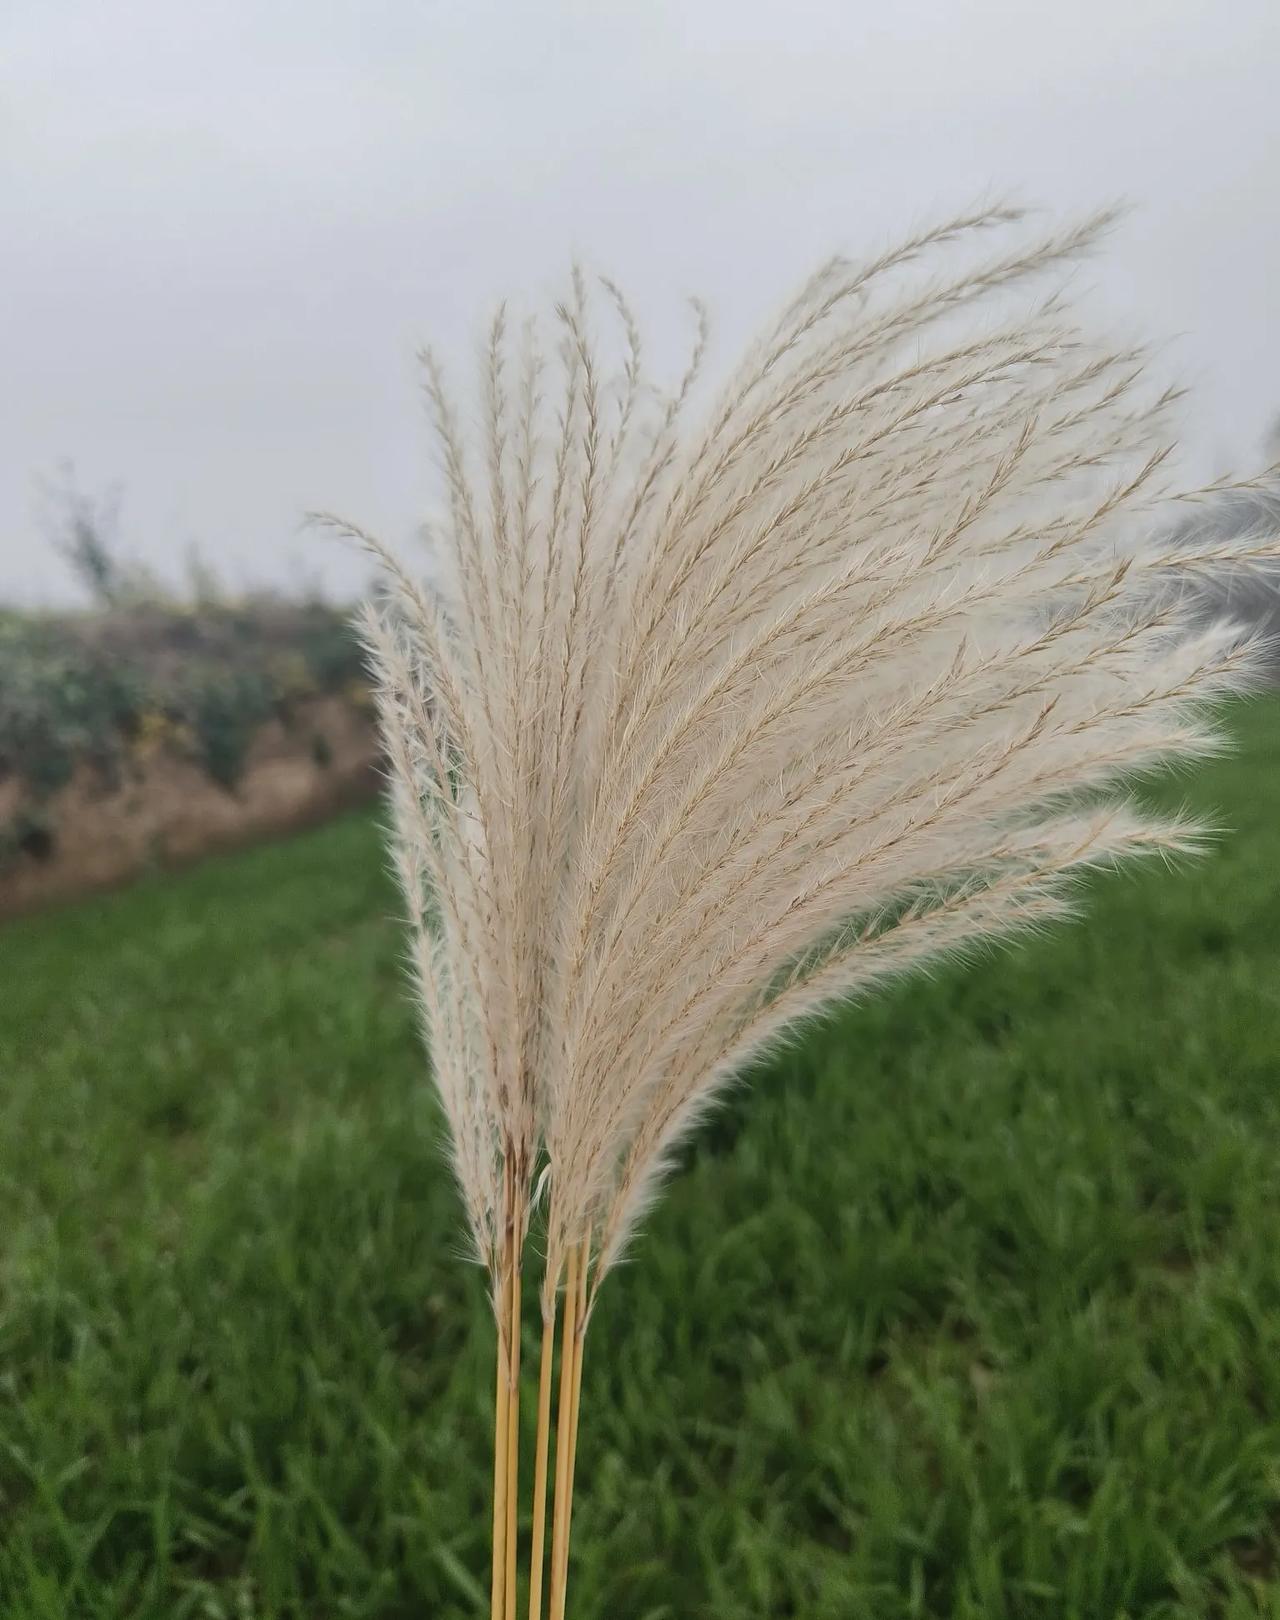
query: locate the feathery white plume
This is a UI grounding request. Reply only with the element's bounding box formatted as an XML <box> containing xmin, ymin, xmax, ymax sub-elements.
<box><xmin>332</xmin><ymin>204</ymin><xmax>1277</xmax><ymax>1619</ymax></box>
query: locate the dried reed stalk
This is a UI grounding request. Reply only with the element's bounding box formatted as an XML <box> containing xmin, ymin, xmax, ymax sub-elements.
<box><xmin>490</xmin><ymin>1262</ymin><xmax>510</xmax><ymax>1620</ymax></box>
<box><xmin>337</xmin><ymin>203</ymin><xmax>1280</xmax><ymax>1615</ymax></box>
<box><xmin>526</xmin><ymin>1302</ymin><xmax>556</xmax><ymax>1620</ymax></box>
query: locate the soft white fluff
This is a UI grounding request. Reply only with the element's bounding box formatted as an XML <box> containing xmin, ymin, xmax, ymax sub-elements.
<box><xmin>339</xmin><ymin>206</ymin><xmax>1276</xmax><ymax>1318</ymax></box>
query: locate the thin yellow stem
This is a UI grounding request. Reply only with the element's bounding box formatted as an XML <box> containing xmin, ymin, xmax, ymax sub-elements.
<box><xmin>490</xmin><ymin>1259</ymin><xmax>511</xmax><ymax>1620</ymax></box>
<box><xmin>526</xmin><ymin>1301</ymin><xmax>557</xmax><ymax>1620</ymax></box>
<box><xmin>504</xmin><ymin>1260</ymin><xmax>522</xmax><ymax>1620</ymax></box>
<box><xmin>551</xmin><ymin>1241</ymin><xmax>590</xmax><ymax>1620</ymax></box>
<box><xmin>492</xmin><ymin>1155</ymin><xmax>518</xmax><ymax>1620</ymax></box>
<box><xmin>546</xmin><ymin>1248</ymin><xmax>579</xmax><ymax>1620</ymax></box>
<box><xmin>568</xmin><ymin>1242</ymin><xmax>588</xmax><ymax>1477</ymax></box>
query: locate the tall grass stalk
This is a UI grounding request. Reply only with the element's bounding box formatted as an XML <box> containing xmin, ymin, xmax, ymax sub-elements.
<box><xmin>330</xmin><ymin>204</ymin><xmax>1280</xmax><ymax>1614</ymax></box>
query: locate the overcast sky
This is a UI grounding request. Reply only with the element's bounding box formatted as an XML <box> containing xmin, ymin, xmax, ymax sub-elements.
<box><xmin>4</xmin><ymin>0</ymin><xmax>1278</xmax><ymax>605</ymax></box>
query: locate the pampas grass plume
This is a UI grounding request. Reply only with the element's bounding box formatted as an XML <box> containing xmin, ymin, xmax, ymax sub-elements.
<box><xmin>323</xmin><ymin>203</ymin><xmax>1279</xmax><ymax>1618</ymax></box>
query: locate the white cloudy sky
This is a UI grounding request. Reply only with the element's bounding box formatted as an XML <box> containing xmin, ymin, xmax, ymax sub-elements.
<box><xmin>3</xmin><ymin>0</ymin><xmax>1278</xmax><ymax>604</ymax></box>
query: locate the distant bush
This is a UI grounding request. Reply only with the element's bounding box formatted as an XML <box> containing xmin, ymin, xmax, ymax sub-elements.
<box><xmin>0</xmin><ymin>611</ymin><xmax>145</xmax><ymax>799</ymax></box>
<box><xmin>0</xmin><ymin>600</ymin><xmax>369</xmax><ymax>867</ymax></box>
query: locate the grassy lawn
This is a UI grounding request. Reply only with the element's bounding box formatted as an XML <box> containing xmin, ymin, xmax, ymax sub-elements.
<box><xmin>2</xmin><ymin>698</ymin><xmax>1280</xmax><ymax>1619</ymax></box>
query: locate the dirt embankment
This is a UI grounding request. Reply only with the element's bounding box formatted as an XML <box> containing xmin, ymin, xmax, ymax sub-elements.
<box><xmin>0</xmin><ymin>694</ymin><xmax>379</xmax><ymax>918</ymax></box>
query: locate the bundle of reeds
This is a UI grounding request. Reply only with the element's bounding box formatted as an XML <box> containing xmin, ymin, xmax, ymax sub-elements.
<box><xmin>333</xmin><ymin>205</ymin><xmax>1277</xmax><ymax>1617</ymax></box>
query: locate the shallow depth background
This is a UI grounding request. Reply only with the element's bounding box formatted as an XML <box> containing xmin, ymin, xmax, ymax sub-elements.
<box><xmin>6</xmin><ymin>4</ymin><xmax>1280</xmax><ymax>1615</ymax></box>
<box><xmin>3</xmin><ymin>697</ymin><xmax>1278</xmax><ymax>1618</ymax></box>
<box><xmin>5</xmin><ymin>0</ymin><xmax>1280</xmax><ymax>605</ymax></box>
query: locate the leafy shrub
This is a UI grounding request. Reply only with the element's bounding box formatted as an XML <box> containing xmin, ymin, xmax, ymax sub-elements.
<box><xmin>0</xmin><ymin>603</ymin><xmax>368</xmax><ymax>861</ymax></box>
<box><xmin>184</xmin><ymin>667</ymin><xmax>275</xmax><ymax>788</ymax></box>
<box><xmin>0</xmin><ymin>614</ymin><xmax>144</xmax><ymax>798</ymax></box>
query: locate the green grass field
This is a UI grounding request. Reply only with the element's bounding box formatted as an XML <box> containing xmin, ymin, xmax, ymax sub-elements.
<box><xmin>3</xmin><ymin>698</ymin><xmax>1280</xmax><ymax>1619</ymax></box>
